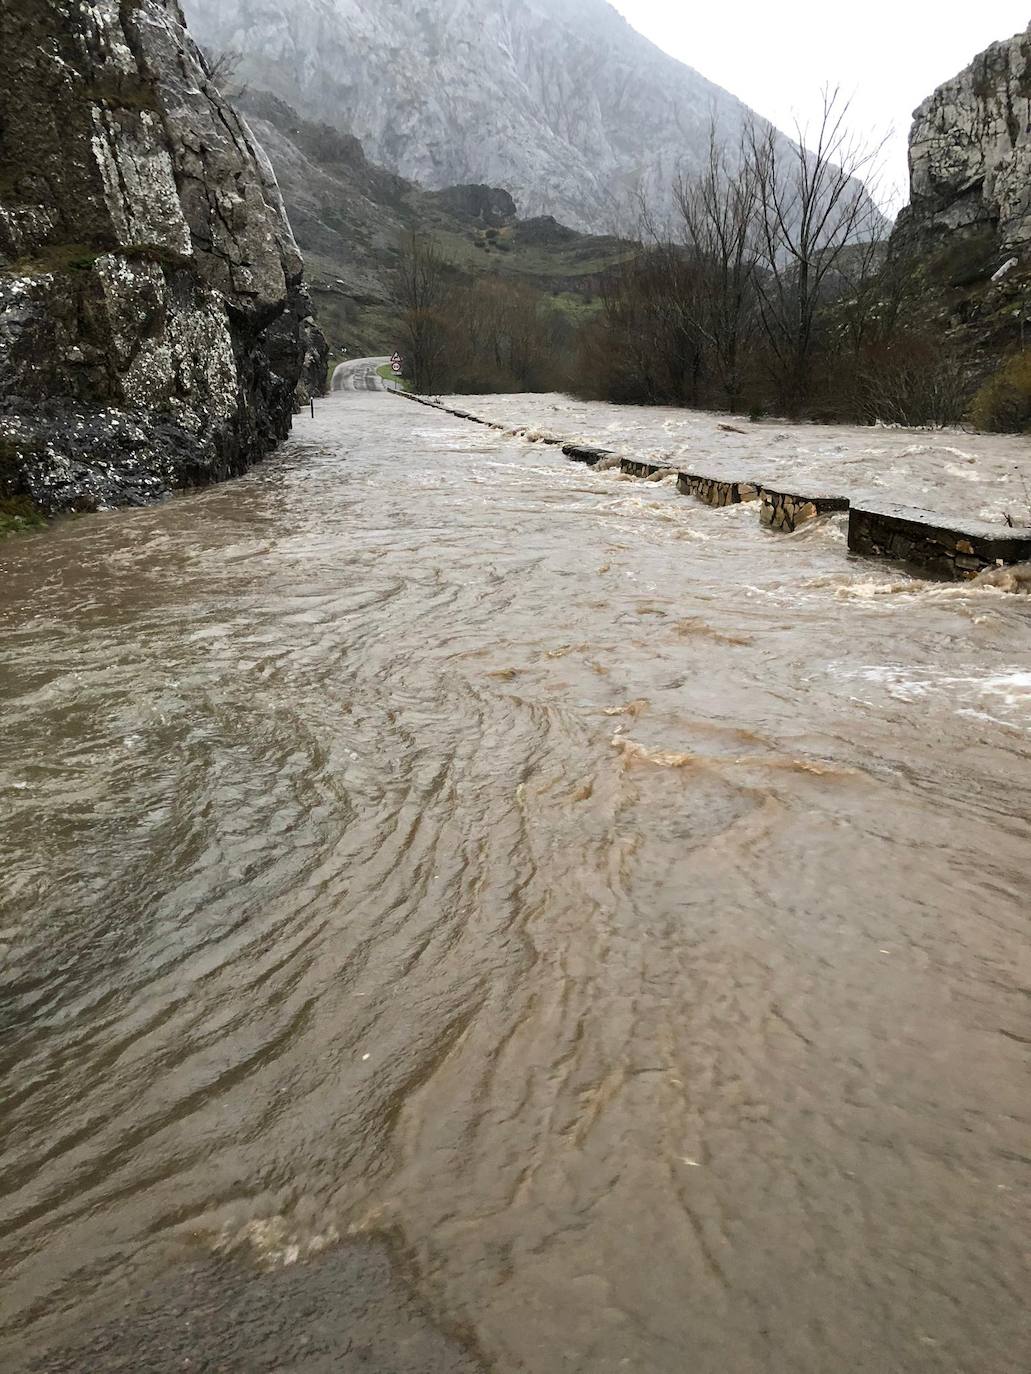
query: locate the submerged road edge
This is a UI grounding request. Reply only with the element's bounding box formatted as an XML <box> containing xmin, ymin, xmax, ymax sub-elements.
<box><xmin>394</xmin><ymin>391</ymin><xmax>1031</xmax><ymax>581</ymax></box>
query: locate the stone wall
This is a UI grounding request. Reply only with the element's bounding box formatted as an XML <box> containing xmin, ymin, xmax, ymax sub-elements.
<box><xmin>620</xmin><ymin>458</ymin><xmax>670</xmax><ymax>480</ymax></box>
<box><xmin>561</xmin><ymin>443</ymin><xmax>613</xmax><ymax>466</ymax></box>
<box><xmin>677</xmin><ymin>473</ymin><xmax>758</xmax><ymax>507</ymax></box>
<box><xmin>759</xmin><ymin>489</ymin><xmax>850</xmax><ymax>533</ymax></box>
<box><xmin>848</xmin><ymin>502</ymin><xmax>1031</xmax><ymax>580</ymax></box>
<box><xmin>0</xmin><ymin>0</ymin><xmax>327</xmax><ymax>517</ymax></box>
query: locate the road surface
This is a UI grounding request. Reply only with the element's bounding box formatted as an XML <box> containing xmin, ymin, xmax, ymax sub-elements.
<box><xmin>332</xmin><ymin>356</ymin><xmax>394</xmax><ymax>392</ymax></box>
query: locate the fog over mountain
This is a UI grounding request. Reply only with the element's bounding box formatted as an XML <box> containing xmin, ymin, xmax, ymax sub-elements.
<box><xmin>182</xmin><ymin>0</ymin><xmax>789</xmax><ymax>233</ymax></box>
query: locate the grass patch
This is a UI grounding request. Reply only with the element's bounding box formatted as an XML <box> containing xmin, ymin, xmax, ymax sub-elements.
<box><xmin>124</xmin><ymin>242</ymin><xmax>190</xmax><ymax>268</ymax></box>
<box><xmin>3</xmin><ymin>242</ymin><xmax>102</xmax><ymax>278</ymax></box>
<box><xmin>377</xmin><ymin>363</ymin><xmax>409</xmax><ymax>389</ymax></box>
<box><xmin>2</xmin><ymin>241</ymin><xmax>187</xmax><ymax>281</ymax></box>
<box><xmin>547</xmin><ymin>291</ymin><xmax>604</xmax><ymax>323</ymax></box>
<box><xmin>0</xmin><ymin>495</ymin><xmax>47</xmax><ymax>538</ymax></box>
<box><xmin>84</xmin><ymin>73</ymin><xmax>160</xmax><ymax>113</ymax></box>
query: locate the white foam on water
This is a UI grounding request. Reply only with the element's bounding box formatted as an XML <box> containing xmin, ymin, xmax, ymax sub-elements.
<box><xmin>981</xmin><ymin>671</ymin><xmax>1031</xmax><ymax>703</ymax></box>
<box><xmin>828</xmin><ymin>662</ymin><xmax>1031</xmax><ymax>723</ymax></box>
<box><xmin>944</xmin><ymin>463</ymin><xmax>987</xmax><ymax>482</ymax></box>
<box><xmin>212</xmin><ymin>1214</ymin><xmax>342</xmax><ymax>1270</ymax></box>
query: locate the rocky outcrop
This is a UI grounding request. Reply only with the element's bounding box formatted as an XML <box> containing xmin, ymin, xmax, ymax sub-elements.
<box><xmin>0</xmin><ymin>0</ymin><xmax>327</xmax><ymax>518</ymax></box>
<box><xmin>883</xmin><ymin>24</ymin><xmax>1031</xmax><ymax>374</ymax></box>
<box><xmin>182</xmin><ymin>0</ymin><xmax>795</xmax><ymax>235</ymax></box>
<box><xmin>424</xmin><ymin>185</ymin><xmax>517</xmax><ymax>227</ymax></box>
<box><xmin>516</xmin><ymin>217</ymin><xmax>581</xmax><ymax>246</ymax></box>
<box><xmin>894</xmin><ymin>24</ymin><xmax>1031</xmax><ymax>257</ymax></box>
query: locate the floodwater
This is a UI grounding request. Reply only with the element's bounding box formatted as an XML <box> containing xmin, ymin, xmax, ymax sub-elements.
<box><xmin>444</xmin><ymin>391</ymin><xmax>1031</xmax><ymax>523</ymax></box>
<box><xmin>1</xmin><ymin>389</ymin><xmax>1029</xmax><ymax>1373</ymax></box>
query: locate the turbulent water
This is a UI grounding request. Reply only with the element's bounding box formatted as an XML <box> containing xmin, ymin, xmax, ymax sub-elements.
<box><xmin>447</xmin><ymin>392</ymin><xmax>1031</xmax><ymax>525</ymax></box>
<box><xmin>1</xmin><ymin>390</ymin><xmax>1029</xmax><ymax>1373</ymax></box>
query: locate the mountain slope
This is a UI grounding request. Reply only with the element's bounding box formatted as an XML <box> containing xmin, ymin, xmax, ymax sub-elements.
<box><xmin>234</xmin><ymin>90</ymin><xmax>630</xmax><ymax>357</ymax></box>
<box><xmin>182</xmin><ymin>0</ymin><xmax>776</xmax><ymax>234</ymax></box>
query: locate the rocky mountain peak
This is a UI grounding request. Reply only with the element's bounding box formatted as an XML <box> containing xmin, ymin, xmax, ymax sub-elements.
<box><xmin>181</xmin><ymin>0</ymin><xmax>772</xmax><ymax>234</ymax></box>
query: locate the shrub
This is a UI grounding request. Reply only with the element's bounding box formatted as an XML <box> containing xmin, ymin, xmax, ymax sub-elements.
<box><xmin>853</xmin><ymin>331</ymin><xmax>970</xmax><ymax>428</ymax></box>
<box><xmin>968</xmin><ymin>352</ymin><xmax>1031</xmax><ymax>432</ymax></box>
<box><xmin>0</xmin><ymin>495</ymin><xmax>46</xmax><ymax>537</ymax></box>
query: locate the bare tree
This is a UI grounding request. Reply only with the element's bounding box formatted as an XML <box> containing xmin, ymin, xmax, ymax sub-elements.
<box><xmin>202</xmin><ymin>48</ymin><xmax>247</xmax><ymax>98</ymax></box>
<box><xmin>745</xmin><ymin>89</ymin><xmax>886</xmax><ymax>412</ymax></box>
<box><xmin>581</xmin><ymin>241</ymin><xmax>710</xmax><ymax>406</ymax></box>
<box><xmin>441</xmin><ymin>278</ymin><xmax>542</xmax><ymax>390</ymax></box>
<box><xmin>393</xmin><ymin>231</ymin><xmax>451</xmax><ymax>392</ymax></box>
<box><xmin>675</xmin><ymin>125</ymin><xmax>763</xmax><ymax>407</ymax></box>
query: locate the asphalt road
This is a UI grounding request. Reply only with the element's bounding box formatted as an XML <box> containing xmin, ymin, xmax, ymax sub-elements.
<box><xmin>331</xmin><ymin>357</ymin><xmax>395</xmax><ymax>392</ymax></box>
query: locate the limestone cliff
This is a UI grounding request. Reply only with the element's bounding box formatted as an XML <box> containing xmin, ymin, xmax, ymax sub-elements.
<box><xmin>181</xmin><ymin>0</ymin><xmax>780</xmax><ymax>236</ymax></box>
<box><xmin>886</xmin><ymin>24</ymin><xmax>1031</xmax><ymax>366</ymax></box>
<box><xmin>0</xmin><ymin>0</ymin><xmax>328</xmax><ymax>518</ymax></box>
<box><xmin>895</xmin><ymin>24</ymin><xmax>1031</xmax><ymax>257</ymax></box>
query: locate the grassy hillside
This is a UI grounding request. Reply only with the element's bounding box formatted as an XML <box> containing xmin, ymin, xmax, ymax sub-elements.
<box><xmin>238</xmin><ymin>91</ymin><xmax>630</xmax><ymax>361</ymax></box>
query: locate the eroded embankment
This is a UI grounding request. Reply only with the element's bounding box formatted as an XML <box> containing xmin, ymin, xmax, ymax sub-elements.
<box><xmin>400</xmin><ymin>392</ymin><xmax>1031</xmax><ymax>582</ymax></box>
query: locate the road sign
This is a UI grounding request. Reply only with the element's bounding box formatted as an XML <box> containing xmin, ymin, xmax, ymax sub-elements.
<box><xmin>391</xmin><ymin>360</ymin><xmax>403</xmax><ymax>374</ymax></box>
<box><xmin>390</xmin><ymin>351</ymin><xmax>402</xmax><ymax>365</ymax></box>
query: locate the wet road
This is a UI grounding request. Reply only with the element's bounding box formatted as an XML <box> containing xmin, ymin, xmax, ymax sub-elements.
<box><xmin>1</xmin><ymin>389</ymin><xmax>1029</xmax><ymax>1372</ymax></box>
<box><xmin>332</xmin><ymin>357</ymin><xmax>392</xmax><ymax>392</ymax></box>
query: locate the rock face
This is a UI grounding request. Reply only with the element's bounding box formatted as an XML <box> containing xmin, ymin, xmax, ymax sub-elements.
<box><xmin>424</xmin><ymin>185</ymin><xmax>518</xmax><ymax>227</ymax></box>
<box><xmin>181</xmin><ymin>0</ymin><xmax>778</xmax><ymax>235</ymax></box>
<box><xmin>895</xmin><ymin>24</ymin><xmax>1031</xmax><ymax>255</ymax></box>
<box><xmin>0</xmin><ymin>0</ymin><xmax>327</xmax><ymax>518</ymax></box>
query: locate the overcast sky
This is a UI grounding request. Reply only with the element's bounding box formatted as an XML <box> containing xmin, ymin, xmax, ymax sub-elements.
<box><xmin>609</xmin><ymin>2</ymin><xmax>1031</xmax><ymax>213</ymax></box>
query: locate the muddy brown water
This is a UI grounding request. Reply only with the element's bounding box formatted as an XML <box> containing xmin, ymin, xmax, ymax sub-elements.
<box><xmin>1</xmin><ymin>391</ymin><xmax>1029</xmax><ymax>1373</ymax></box>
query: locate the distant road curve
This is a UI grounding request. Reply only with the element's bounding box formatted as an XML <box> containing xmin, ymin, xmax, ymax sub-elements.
<box><xmin>332</xmin><ymin>357</ymin><xmax>393</xmax><ymax>392</ymax></box>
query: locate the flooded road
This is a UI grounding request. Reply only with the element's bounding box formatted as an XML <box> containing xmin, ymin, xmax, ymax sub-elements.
<box><xmin>445</xmin><ymin>391</ymin><xmax>1031</xmax><ymax>524</ymax></box>
<box><xmin>1</xmin><ymin>389</ymin><xmax>1029</xmax><ymax>1373</ymax></box>
<box><xmin>332</xmin><ymin>357</ymin><xmax>392</xmax><ymax>392</ymax></box>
